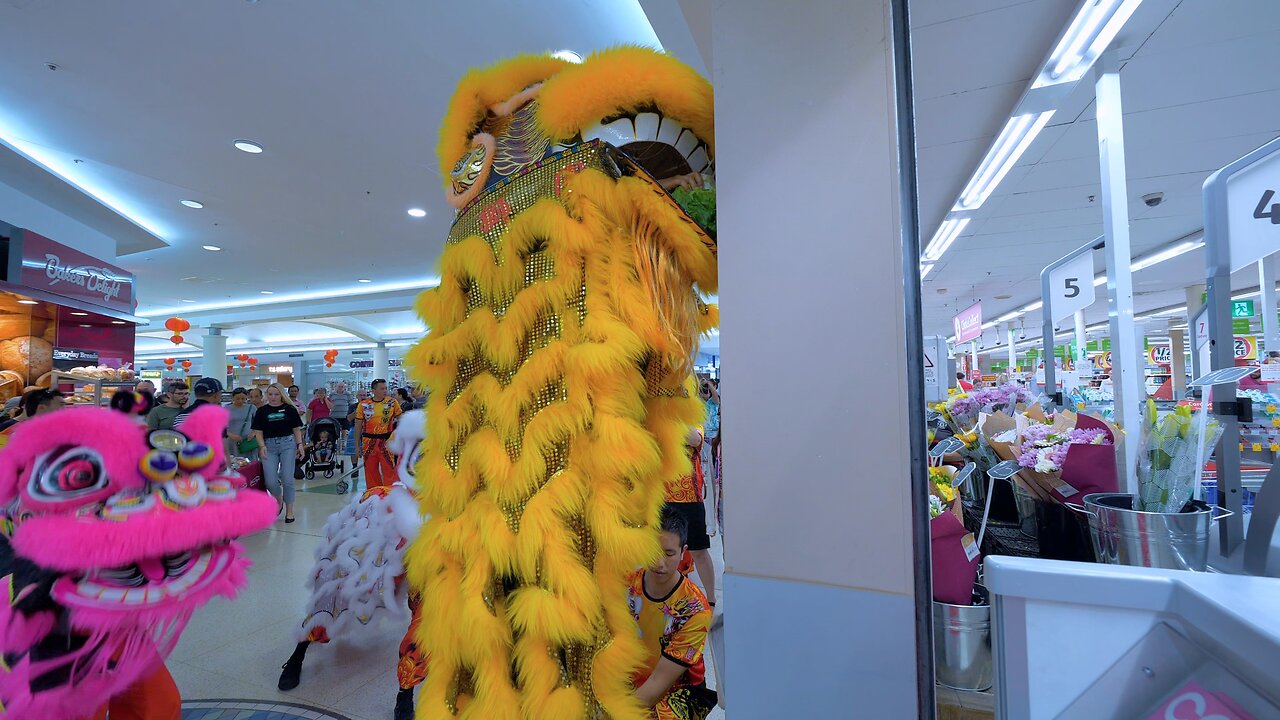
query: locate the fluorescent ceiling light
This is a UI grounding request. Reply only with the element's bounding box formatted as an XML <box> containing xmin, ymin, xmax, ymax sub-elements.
<box><xmin>202</xmin><ymin>245</ymin><xmax>222</xmax><ymax>251</ymax></box>
<box><xmin>139</xmin><ymin>276</ymin><xmax>441</xmax><ymax>317</ymax></box>
<box><xmin>1129</xmin><ymin>241</ymin><xmax>1203</xmax><ymax>272</ymax></box>
<box><xmin>1093</xmin><ymin>274</ymin><xmax>1108</xmax><ymax>286</ymax></box>
<box><xmin>260</xmin><ymin>290</ymin><xmax>274</xmax><ymax>295</ymax></box>
<box><xmin>922</xmin><ymin>217</ymin><xmax>970</xmax><ymax>262</ymax></box>
<box><xmin>1034</xmin><ymin>0</ymin><xmax>1145</xmax><ymax>88</ymax></box>
<box><xmin>552</xmin><ymin>49</ymin><xmax>584</xmax><ymax>63</ymax></box>
<box><xmin>357</xmin><ymin>278</ymin><xmax>372</xmax><ymax>283</ymax></box>
<box><xmin>995</xmin><ymin>310</ymin><xmax>1021</xmax><ymax>323</ymax></box>
<box><xmin>233</xmin><ymin>139</ymin><xmax>264</xmax><ymax>154</ymax></box>
<box><xmin>954</xmin><ymin>111</ymin><xmax>1055</xmax><ymax>211</ymax></box>
<box><xmin>180</xmin><ymin>199</ymin><xmax>204</xmax><ymax>209</ymax></box>
<box><xmin>17</xmin><ymin>299</ymin><xmax>38</xmax><ymax>305</ymax></box>
<box><xmin>407</xmin><ymin>208</ymin><xmax>427</xmax><ymax>218</ymax></box>
<box><xmin>0</xmin><ymin>134</ymin><xmax>170</xmax><ymax>238</ymax></box>
<box><xmin>180</xmin><ymin>299</ymin><xmax>195</xmax><ymax>303</ymax></box>
<box><xmin>920</xmin><ymin>263</ymin><xmax>934</xmax><ymax>280</ymax></box>
<box><xmin>1021</xmin><ymin>300</ymin><xmax>1043</xmax><ymax>313</ymax></box>
<box><xmin>111</xmin><ymin>320</ymin><xmax>127</xmax><ymax>325</ymax></box>
<box><xmin>70</xmin><ymin>311</ymin><xmax>88</xmax><ymax>316</ymax></box>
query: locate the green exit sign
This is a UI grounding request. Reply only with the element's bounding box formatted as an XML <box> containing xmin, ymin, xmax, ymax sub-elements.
<box><xmin>1232</xmin><ymin>299</ymin><xmax>1255</xmax><ymax>318</ymax></box>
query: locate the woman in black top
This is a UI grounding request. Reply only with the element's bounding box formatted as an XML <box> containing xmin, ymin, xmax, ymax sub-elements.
<box><xmin>252</xmin><ymin>382</ymin><xmax>305</xmax><ymax>522</ymax></box>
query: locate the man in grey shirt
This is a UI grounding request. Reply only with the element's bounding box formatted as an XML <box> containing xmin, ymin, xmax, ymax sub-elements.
<box><xmin>328</xmin><ymin>382</ymin><xmax>355</xmax><ymax>437</ymax></box>
<box><xmin>146</xmin><ymin>381</ymin><xmax>190</xmax><ymax>430</ymax></box>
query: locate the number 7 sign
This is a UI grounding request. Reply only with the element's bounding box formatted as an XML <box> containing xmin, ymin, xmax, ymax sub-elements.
<box><xmin>1048</xmin><ymin>252</ymin><xmax>1096</xmax><ymax>323</ymax></box>
<box><xmin>1194</xmin><ymin>307</ymin><xmax>1210</xmax><ymax>349</ymax></box>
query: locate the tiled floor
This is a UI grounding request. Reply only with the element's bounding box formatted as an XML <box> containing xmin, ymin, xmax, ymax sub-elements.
<box><xmin>172</xmin><ymin>479</ymin><xmax>727</xmax><ymax>720</ymax></box>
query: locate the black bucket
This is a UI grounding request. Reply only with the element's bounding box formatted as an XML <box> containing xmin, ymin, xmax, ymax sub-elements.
<box><xmin>985</xmin><ymin>473</ymin><xmax>1022</xmax><ymax>526</ymax></box>
<box><xmin>1034</xmin><ymin>499</ymin><xmax>1096</xmax><ymax>562</ymax></box>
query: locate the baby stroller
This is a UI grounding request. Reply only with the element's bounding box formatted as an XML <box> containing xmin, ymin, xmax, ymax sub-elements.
<box><xmin>305</xmin><ymin>417</ymin><xmax>346</xmax><ymax>482</ymax></box>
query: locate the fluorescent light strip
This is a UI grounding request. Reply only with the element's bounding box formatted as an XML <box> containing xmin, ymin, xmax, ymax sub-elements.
<box><xmin>1129</xmin><ymin>241</ymin><xmax>1204</xmax><ymax>272</ymax></box>
<box><xmin>922</xmin><ymin>218</ymin><xmax>971</xmax><ymax>262</ymax></box>
<box><xmin>921</xmin><ymin>263</ymin><xmax>934</xmax><ymax>280</ymax></box>
<box><xmin>139</xmin><ymin>276</ymin><xmax>441</xmax><ymax>317</ymax></box>
<box><xmin>1034</xmin><ymin>0</ymin><xmax>1144</xmax><ymax>88</ymax></box>
<box><xmin>955</xmin><ymin>111</ymin><xmax>1055</xmax><ymax>211</ymax></box>
<box><xmin>0</xmin><ymin>134</ymin><xmax>172</xmax><ymax>239</ymax></box>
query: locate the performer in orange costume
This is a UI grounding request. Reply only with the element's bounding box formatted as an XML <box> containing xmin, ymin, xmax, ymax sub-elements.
<box><xmin>355</xmin><ymin>378</ymin><xmax>403</xmax><ymax>488</ymax></box>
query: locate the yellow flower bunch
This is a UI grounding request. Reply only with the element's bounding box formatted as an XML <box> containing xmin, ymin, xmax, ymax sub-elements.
<box><xmin>928</xmin><ymin>466</ymin><xmax>956</xmax><ymax>503</ymax></box>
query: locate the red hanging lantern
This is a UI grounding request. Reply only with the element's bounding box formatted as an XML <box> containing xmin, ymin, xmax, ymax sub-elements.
<box><xmin>247</xmin><ymin>357</ymin><xmax>258</xmax><ymax>369</ymax></box>
<box><xmin>170</xmin><ymin>334</ymin><xmax>184</xmax><ymax>345</ymax></box>
<box><xmin>181</xmin><ymin>360</ymin><xmax>192</xmax><ymax>373</ymax></box>
<box><xmin>164</xmin><ymin>357</ymin><xmax>175</xmax><ymax>371</ymax></box>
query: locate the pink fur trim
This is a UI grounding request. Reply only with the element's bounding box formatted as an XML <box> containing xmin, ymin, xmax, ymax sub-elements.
<box><xmin>176</xmin><ymin>405</ymin><xmax>230</xmax><ymax>469</ymax></box>
<box><xmin>0</xmin><ymin>406</ymin><xmax>147</xmax><ymax>503</ymax></box>
<box><xmin>489</xmin><ymin>83</ymin><xmax>542</xmax><ymax>117</ymax></box>
<box><xmin>12</xmin><ymin>491</ymin><xmax>276</xmax><ymax>571</ymax></box>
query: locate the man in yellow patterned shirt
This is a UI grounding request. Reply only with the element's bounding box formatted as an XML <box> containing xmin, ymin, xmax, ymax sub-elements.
<box><xmin>355</xmin><ymin>379</ymin><xmax>403</xmax><ymax>489</ymax></box>
<box><xmin>628</xmin><ymin>508</ymin><xmax>716</xmax><ymax>720</ymax></box>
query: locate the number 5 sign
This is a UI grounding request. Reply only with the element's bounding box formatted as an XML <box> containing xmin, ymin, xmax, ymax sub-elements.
<box><xmin>1048</xmin><ymin>251</ymin><xmax>1096</xmax><ymax>323</ymax></box>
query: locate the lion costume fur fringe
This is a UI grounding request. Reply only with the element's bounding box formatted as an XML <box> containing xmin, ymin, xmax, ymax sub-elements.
<box><xmin>405</xmin><ymin>46</ymin><xmax>718</xmax><ymax>719</ymax></box>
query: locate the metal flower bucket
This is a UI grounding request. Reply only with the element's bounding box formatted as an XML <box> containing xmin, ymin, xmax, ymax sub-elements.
<box><xmin>933</xmin><ymin>585</ymin><xmax>992</xmax><ymax>691</ymax></box>
<box><xmin>1068</xmin><ymin>493</ymin><xmax>1231</xmax><ymax>572</ymax></box>
<box><xmin>1010</xmin><ymin>480</ymin><xmax>1038</xmax><ymax>538</ymax></box>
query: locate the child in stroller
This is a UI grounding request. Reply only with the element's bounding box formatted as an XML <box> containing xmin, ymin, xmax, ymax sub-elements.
<box><xmin>305</xmin><ymin>417</ymin><xmax>346</xmax><ymax>480</ymax></box>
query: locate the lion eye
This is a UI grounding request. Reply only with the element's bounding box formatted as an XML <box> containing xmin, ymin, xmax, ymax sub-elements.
<box><xmin>29</xmin><ymin>446</ymin><xmax>109</xmax><ymax>502</ymax></box>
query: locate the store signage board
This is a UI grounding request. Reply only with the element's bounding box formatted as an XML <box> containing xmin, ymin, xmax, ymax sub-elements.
<box><xmin>1234</xmin><ymin>335</ymin><xmax>1257</xmax><ymax>360</ymax></box>
<box><xmin>4</xmin><ymin>226</ymin><xmax>136</xmax><ymax>315</ymax></box>
<box><xmin>1147</xmin><ymin>346</ymin><xmax>1172</xmax><ymax>365</ymax></box>
<box><xmin>1048</xmin><ymin>251</ymin><xmax>1096</xmax><ymax>323</ymax></box>
<box><xmin>52</xmin><ymin>348</ymin><xmax>99</xmax><ymax>363</ymax></box>
<box><xmin>1232</xmin><ymin>299</ymin><xmax>1255</xmax><ymax>318</ymax></box>
<box><xmin>1232</xmin><ymin>318</ymin><xmax>1252</xmax><ymax>334</ymax></box>
<box><xmin>1223</xmin><ymin>142</ymin><xmax>1280</xmax><ymax>273</ymax></box>
<box><xmin>953</xmin><ymin>302</ymin><xmax>983</xmax><ymax>344</ymax></box>
<box><xmin>1194</xmin><ymin>307</ymin><xmax>1211</xmax><ymax>350</ymax></box>
<box><xmin>349</xmin><ymin>359</ymin><xmax>404</xmax><ymax>369</ymax></box>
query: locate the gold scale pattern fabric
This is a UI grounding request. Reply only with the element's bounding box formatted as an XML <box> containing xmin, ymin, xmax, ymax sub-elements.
<box><xmin>405</xmin><ymin>49</ymin><xmax>717</xmax><ymax>720</ymax></box>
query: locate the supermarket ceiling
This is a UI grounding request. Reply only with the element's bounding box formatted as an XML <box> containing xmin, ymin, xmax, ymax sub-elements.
<box><xmin>0</xmin><ymin>0</ymin><xmax>1275</xmax><ymax>350</ymax></box>
<box><xmin>913</xmin><ymin>0</ymin><xmax>1280</xmax><ymax>341</ymax></box>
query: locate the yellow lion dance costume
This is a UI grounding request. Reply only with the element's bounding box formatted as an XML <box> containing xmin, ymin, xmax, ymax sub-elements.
<box><xmin>405</xmin><ymin>47</ymin><xmax>718</xmax><ymax>719</ymax></box>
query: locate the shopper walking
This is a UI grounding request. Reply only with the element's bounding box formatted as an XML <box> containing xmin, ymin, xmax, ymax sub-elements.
<box><xmin>249</xmin><ymin>386</ymin><xmax>265</xmax><ymax>409</ymax></box>
<box><xmin>146</xmin><ymin>381</ymin><xmax>189</xmax><ymax>430</ymax></box>
<box><xmin>395</xmin><ymin>387</ymin><xmax>413</xmax><ymax>413</ymax></box>
<box><xmin>227</xmin><ymin>387</ymin><xmax>257</xmax><ymax>457</ymax></box>
<box><xmin>288</xmin><ymin>384</ymin><xmax>306</xmax><ymax>414</ymax></box>
<box><xmin>698</xmin><ymin>378</ymin><xmax>722</xmax><ymax>538</ymax></box>
<box><xmin>252</xmin><ymin>383</ymin><xmax>305</xmax><ymax>522</ymax></box>
<box><xmin>329</xmin><ymin>382</ymin><xmax>354</xmax><ymax>442</ymax></box>
<box><xmin>307</xmin><ymin>387</ymin><xmax>333</xmax><ymax>425</ymax></box>
<box><xmin>356</xmin><ymin>379</ymin><xmax>403</xmax><ymax>489</ymax></box>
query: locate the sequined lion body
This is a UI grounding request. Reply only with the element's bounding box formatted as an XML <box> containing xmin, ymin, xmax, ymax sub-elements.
<box><xmin>405</xmin><ymin>48</ymin><xmax>717</xmax><ymax>719</ymax></box>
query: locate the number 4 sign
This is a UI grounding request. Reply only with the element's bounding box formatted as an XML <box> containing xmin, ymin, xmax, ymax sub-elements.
<box><xmin>1048</xmin><ymin>251</ymin><xmax>1096</xmax><ymax>323</ymax></box>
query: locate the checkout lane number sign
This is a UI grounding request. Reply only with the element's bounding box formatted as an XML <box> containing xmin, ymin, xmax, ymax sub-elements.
<box><xmin>1048</xmin><ymin>252</ymin><xmax>1096</xmax><ymax>323</ymax></box>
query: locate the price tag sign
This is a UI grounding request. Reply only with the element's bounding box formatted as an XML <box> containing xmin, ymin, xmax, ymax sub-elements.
<box><xmin>987</xmin><ymin>459</ymin><xmax>1021</xmax><ymax>480</ymax></box>
<box><xmin>961</xmin><ymin>533</ymin><xmax>980</xmax><ymax>562</ymax></box>
<box><xmin>929</xmin><ymin>436</ymin><xmax>964</xmax><ymax>458</ymax></box>
<box><xmin>1147</xmin><ymin>345</ymin><xmax>1172</xmax><ymax>365</ymax></box>
<box><xmin>1052</xmin><ymin>479</ymin><xmax>1079</xmax><ymax>498</ymax></box>
<box><xmin>1193</xmin><ymin>307</ymin><xmax>1211</xmax><ymax>350</ymax></box>
<box><xmin>1224</xmin><ymin>141</ymin><xmax>1280</xmax><ymax>272</ymax></box>
<box><xmin>1048</xmin><ymin>252</ymin><xmax>1096</xmax><ymax>323</ymax></box>
<box><xmin>952</xmin><ymin>462</ymin><xmax>976</xmax><ymax>488</ymax></box>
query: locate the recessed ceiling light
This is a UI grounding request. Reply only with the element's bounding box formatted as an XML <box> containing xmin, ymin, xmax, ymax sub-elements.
<box><xmin>202</xmin><ymin>245</ymin><xmax>222</xmax><ymax>251</ymax></box>
<box><xmin>995</xmin><ymin>294</ymin><xmax>1012</xmax><ymax>300</ymax></box>
<box><xmin>17</xmin><ymin>300</ymin><xmax>38</xmax><ymax>305</ymax></box>
<box><xmin>111</xmin><ymin>320</ymin><xmax>127</xmax><ymax>325</ymax></box>
<box><xmin>552</xmin><ymin>49</ymin><xmax>583</xmax><ymax>63</ymax></box>
<box><xmin>233</xmin><ymin>139</ymin><xmax>264</xmax><ymax>154</ymax></box>
<box><xmin>80</xmin><ymin>324</ymin><xmax>91</xmax><ymax>328</ymax></box>
<box><xmin>357</xmin><ymin>278</ymin><xmax>372</xmax><ymax>283</ymax></box>
<box><xmin>70</xmin><ymin>312</ymin><xmax>89</xmax><ymax>316</ymax></box>
<box><xmin>180</xmin><ymin>299</ymin><xmax>195</xmax><ymax>303</ymax></box>
<box><xmin>180</xmin><ymin>199</ymin><xmax>204</xmax><ymax>209</ymax></box>
<box><xmin>260</xmin><ymin>290</ymin><xmax>274</xmax><ymax>295</ymax></box>
<box><xmin>407</xmin><ymin>208</ymin><xmax>427</xmax><ymax>218</ymax></box>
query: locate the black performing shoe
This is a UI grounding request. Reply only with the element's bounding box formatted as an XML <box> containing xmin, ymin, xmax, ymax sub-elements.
<box><xmin>278</xmin><ymin>641</ymin><xmax>309</xmax><ymax>691</ymax></box>
<box><xmin>394</xmin><ymin>687</ymin><xmax>415</xmax><ymax>720</ymax></box>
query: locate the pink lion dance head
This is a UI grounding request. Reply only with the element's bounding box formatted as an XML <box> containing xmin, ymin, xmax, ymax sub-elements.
<box><xmin>0</xmin><ymin>396</ymin><xmax>277</xmax><ymax>717</ymax></box>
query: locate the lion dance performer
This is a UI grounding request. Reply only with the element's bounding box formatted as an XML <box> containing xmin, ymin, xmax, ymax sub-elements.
<box><xmin>405</xmin><ymin>47</ymin><xmax>718</xmax><ymax>719</ymax></box>
<box><xmin>277</xmin><ymin>410</ymin><xmax>428</xmax><ymax>720</ymax></box>
<box><xmin>0</xmin><ymin>392</ymin><xmax>278</xmax><ymax>718</ymax></box>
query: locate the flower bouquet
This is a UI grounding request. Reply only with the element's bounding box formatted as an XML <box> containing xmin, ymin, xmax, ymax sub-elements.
<box><xmin>929</xmin><ymin>487</ymin><xmax>980</xmax><ymax>604</ymax></box>
<box><xmin>982</xmin><ymin>409</ymin><xmax>1118</xmax><ymax>504</ymax></box>
<box><xmin>1136</xmin><ymin>399</ymin><xmax>1223</xmax><ymax>514</ymax></box>
<box><xmin>940</xmin><ymin>383</ymin><xmax>1039</xmax><ymax>435</ymax></box>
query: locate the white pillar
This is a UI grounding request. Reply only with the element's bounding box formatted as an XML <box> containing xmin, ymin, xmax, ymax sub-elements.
<box><xmin>373</xmin><ymin>342</ymin><xmax>389</xmax><ymax>381</ymax></box>
<box><xmin>1261</xmin><ymin>253</ymin><xmax>1279</xmax><ymax>357</ymax></box>
<box><xmin>1073</xmin><ymin>309</ymin><xmax>1087</xmax><ymax>364</ymax></box>
<box><xmin>1096</xmin><ymin>53</ymin><xmax>1142</xmax><ymax>495</ymax></box>
<box><xmin>1007</xmin><ymin>324</ymin><xmax>1017</xmax><ymax>373</ymax></box>
<box><xmin>1170</xmin><ymin>325</ymin><xmax>1187</xmax><ymax>399</ymax></box>
<box><xmin>970</xmin><ymin>341</ymin><xmax>979</xmax><ymax>381</ymax></box>
<box><xmin>1187</xmin><ymin>283</ymin><xmax>1208</xmax><ymax>380</ymax></box>
<box><xmin>202</xmin><ymin>329</ymin><xmax>227</xmax><ymax>386</ymax></box>
<box><xmin>717</xmin><ymin>0</ymin><xmax>923</xmax><ymax>715</ymax></box>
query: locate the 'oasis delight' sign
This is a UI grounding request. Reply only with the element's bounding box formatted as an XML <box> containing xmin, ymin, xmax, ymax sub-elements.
<box><xmin>3</xmin><ymin>225</ymin><xmax>135</xmax><ymax>314</ymax></box>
